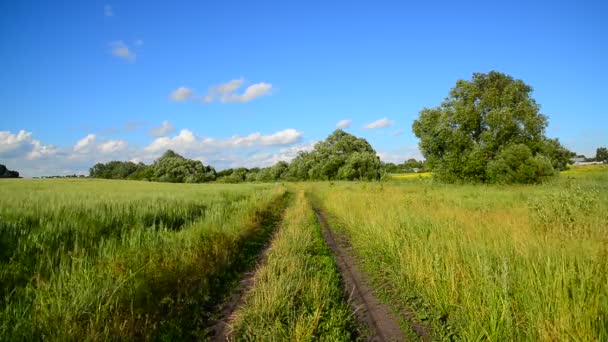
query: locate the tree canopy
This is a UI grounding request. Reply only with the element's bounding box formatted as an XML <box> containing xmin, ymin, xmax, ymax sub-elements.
<box><xmin>285</xmin><ymin>130</ymin><xmax>382</xmax><ymax>181</ymax></box>
<box><xmin>0</xmin><ymin>164</ymin><xmax>20</xmax><ymax>178</ymax></box>
<box><xmin>89</xmin><ymin>150</ymin><xmax>216</xmax><ymax>183</ymax></box>
<box><xmin>595</xmin><ymin>147</ymin><xmax>608</xmax><ymax>163</ymax></box>
<box><xmin>412</xmin><ymin>71</ymin><xmax>573</xmax><ymax>183</ymax></box>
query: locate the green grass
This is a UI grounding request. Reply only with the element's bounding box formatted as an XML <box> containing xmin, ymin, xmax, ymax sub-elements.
<box><xmin>307</xmin><ymin>171</ymin><xmax>608</xmax><ymax>340</ymax></box>
<box><xmin>2</xmin><ymin>168</ymin><xmax>607</xmax><ymax>340</ymax></box>
<box><xmin>0</xmin><ymin>179</ymin><xmax>287</xmax><ymax>340</ymax></box>
<box><xmin>229</xmin><ymin>189</ymin><xmax>355</xmax><ymax>341</ymax></box>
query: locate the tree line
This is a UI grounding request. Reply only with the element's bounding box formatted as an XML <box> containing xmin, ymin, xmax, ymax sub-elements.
<box><xmin>85</xmin><ymin>71</ymin><xmax>607</xmax><ymax>184</ymax></box>
<box><xmin>89</xmin><ymin>130</ymin><xmax>387</xmax><ymax>183</ymax></box>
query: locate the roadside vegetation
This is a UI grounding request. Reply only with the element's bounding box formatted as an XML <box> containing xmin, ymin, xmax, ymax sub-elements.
<box><xmin>0</xmin><ymin>179</ymin><xmax>286</xmax><ymax>340</ymax></box>
<box><xmin>229</xmin><ymin>190</ymin><xmax>355</xmax><ymax>341</ymax></box>
<box><xmin>309</xmin><ymin>166</ymin><xmax>608</xmax><ymax>340</ymax></box>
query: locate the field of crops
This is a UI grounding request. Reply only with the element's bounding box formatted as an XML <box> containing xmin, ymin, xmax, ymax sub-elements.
<box><xmin>1</xmin><ymin>166</ymin><xmax>607</xmax><ymax>340</ymax></box>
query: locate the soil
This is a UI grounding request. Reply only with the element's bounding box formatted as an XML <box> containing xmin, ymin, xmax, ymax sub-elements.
<box><xmin>209</xmin><ymin>233</ymin><xmax>276</xmax><ymax>342</ymax></box>
<box><xmin>315</xmin><ymin>208</ymin><xmax>431</xmax><ymax>342</ymax></box>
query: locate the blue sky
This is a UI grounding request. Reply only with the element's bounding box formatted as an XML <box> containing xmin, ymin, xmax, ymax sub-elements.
<box><xmin>1</xmin><ymin>0</ymin><xmax>606</xmax><ymax>176</ymax></box>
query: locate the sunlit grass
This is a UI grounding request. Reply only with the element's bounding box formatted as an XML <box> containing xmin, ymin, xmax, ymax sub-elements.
<box><xmin>0</xmin><ymin>179</ymin><xmax>285</xmax><ymax>340</ymax></box>
<box><xmin>230</xmin><ymin>189</ymin><xmax>354</xmax><ymax>340</ymax></box>
<box><xmin>389</xmin><ymin>172</ymin><xmax>432</xmax><ymax>180</ymax></box>
<box><xmin>307</xmin><ymin>170</ymin><xmax>608</xmax><ymax>340</ymax></box>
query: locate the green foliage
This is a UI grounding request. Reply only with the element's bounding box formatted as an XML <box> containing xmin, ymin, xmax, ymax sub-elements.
<box><xmin>383</xmin><ymin>159</ymin><xmax>426</xmax><ymax>173</ymax></box>
<box><xmin>412</xmin><ymin>71</ymin><xmax>572</xmax><ymax>183</ymax></box>
<box><xmin>286</xmin><ymin>129</ymin><xmax>382</xmax><ymax>180</ymax></box>
<box><xmin>152</xmin><ymin>150</ymin><xmax>216</xmax><ymax>183</ymax></box>
<box><xmin>596</xmin><ymin>147</ymin><xmax>608</xmax><ymax>162</ymax></box>
<box><xmin>89</xmin><ymin>150</ymin><xmax>216</xmax><ymax>183</ymax></box>
<box><xmin>90</xmin><ymin>161</ymin><xmax>144</xmax><ymax>179</ymax></box>
<box><xmin>487</xmin><ymin>144</ymin><xmax>555</xmax><ymax>184</ymax></box>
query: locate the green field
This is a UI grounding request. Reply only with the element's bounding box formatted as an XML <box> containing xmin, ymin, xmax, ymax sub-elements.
<box><xmin>1</xmin><ymin>166</ymin><xmax>607</xmax><ymax>340</ymax></box>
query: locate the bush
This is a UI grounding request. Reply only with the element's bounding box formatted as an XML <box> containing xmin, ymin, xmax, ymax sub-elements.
<box><xmin>487</xmin><ymin>144</ymin><xmax>555</xmax><ymax>184</ymax></box>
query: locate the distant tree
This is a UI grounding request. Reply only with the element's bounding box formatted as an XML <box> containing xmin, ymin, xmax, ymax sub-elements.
<box><xmin>413</xmin><ymin>71</ymin><xmax>571</xmax><ymax>183</ymax></box>
<box><xmin>596</xmin><ymin>147</ymin><xmax>608</xmax><ymax>163</ymax></box>
<box><xmin>286</xmin><ymin>130</ymin><xmax>381</xmax><ymax>181</ymax></box>
<box><xmin>541</xmin><ymin>138</ymin><xmax>575</xmax><ymax>171</ymax></box>
<box><xmin>152</xmin><ymin>150</ymin><xmax>216</xmax><ymax>183</ymax></box>
<box><xmin>0</xmin><ymin>164</ymin><xmax>20</xmax><ymax>178</ymax></box>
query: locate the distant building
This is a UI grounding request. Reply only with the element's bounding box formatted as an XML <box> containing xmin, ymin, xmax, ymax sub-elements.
<box><xmin>571</xmin><ymin>157</ymin><xmax>604</xmax><ymax>166</ymax></box>
<box><xmin>572</xmin><ymin>157</ymin><xmax>586</xmax><ymax>164</ymax></box>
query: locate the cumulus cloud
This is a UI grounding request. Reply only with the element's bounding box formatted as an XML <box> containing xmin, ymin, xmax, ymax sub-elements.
<box><xmin>170</xmin><ymin>87</ymin><xmax>194</xmax><ymax>101</ymax></box>
<box><xmin>201</xmin><ymin>79</ymin><xmax>273</xmax><ymax>103</ymax></box>
<box><xmin>73</xmin><ymin>134</ymin><xmax>96</xmax><ymax>153</ymax></box>
<box><xmin>222</xmin><ymin>83</ymin><xmax>273</xmax><ymax>103</ymax></box>
<box><xmin>229</xmin><ymin>129</ymin><xmax>302</xmax><ymax>147</ymax></box>
<box><xmin>2</xmin><ymin>127</ymin><xmax>306</xmax><ymax>177</ymax></box>
<box><xmin>28</xmin><ymin>140</ymin><xmax>59</xmax><ymax>159</ymax></box>
<box><xmin>392</xmin><ymin>129</ymin><xmax>404</xmax><ymax>136</ymax></box>
<box><xmin>98</xmin><ymin>140</ymin><xmax>127</xmax><ymax>154</ymax></box>
<box><xmin>109</xmin><ymin>41</ymin><xmax>135</xmax><ymax>62</ymax></box>
<box><xmin>0</xmin><ymin>130</ymin><xmax>57</xmax><ymax>160</ymax></box>
<box><xmin>104</xmin><ymin>4</ymin><xmax>113</xmax><ymax>17</ymax></box>
<box><xmin>144</xmin><ymin>128</ymin><xmax>302</xmax><ymax>154</ymax></box>
<box><xmin>149</xmin><ymin>121</ymin><xmax>175</xmax><ymax>137</ymax></box>
<box><xmin>364</xmin><ymin>117</ymin><xmax>395</xmax><ymax>129</ymax></box>
<box><xmin>336</xmin><ymin>119</ymin><xmax>352</xmax><ymax>129</ymax></box>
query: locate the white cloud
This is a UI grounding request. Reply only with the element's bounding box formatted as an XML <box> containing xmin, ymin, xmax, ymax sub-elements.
<box><xmin>145</xmin><ymin>129</ymin><xmax>197</xmax><ymax>153</ymax></box>
<box><xmin>0</xmin><ymin>130</ymin><xmax>57</xmax><ymax>160</ymax></box>
<box><xmin>222</xmin><ymin>82</ymin><xmax>273</xmax><ymax>103</ymax></box>
<box><xmin>170</xmin><ymin>86</ymin><xmax>194</xmax><ymax>101</ymax></box>
<box><xmin>212</xmin><ymin>79</ymin><xmax>244</xmax><ymax>96</ymax></box>
<box><xmin>229</xmin><ymin>129</ymin><xmax>302</xmax><ymax>147</ymax></box>
<box><xmin>109</xmin><ymin>41</ymin><xmax>135</xmax><ymax>62</ymax></box>
<box><xmin>201</xmin><ymin>79</ymin><xmax>273</xmax><ymax>103</ymax></box>
<box><xmin>73</xmin><ymin>134</ymin><xmax>96</xmax><ymax>153</ymax></box>
<box><xmin>336</xmin><ymin>119</ymin><xmax>352</xmax><ymax>129</ymax></box>
<box><xmin>98</xmin><ymin>140</ymin><xmax>127</xmax><ymax>154</ymax></box>
<box><xmin>104</xmin><ymin>4</ymin><xmax>113</xmax><ymax>17</ymax></box>
<box><xmin>392</xmin><ymin>129</ymin><xmax>404</xmax><ymax>136</ymax></box>
<box><xmin>149</xmin><ymin>121</ymin><xmax>175</xmax><ymax>137</ymax></box>
<box><xmin>0</xmin><ymin>130</ymin><xmax>33</xmax><ymax>156</ymax></box>
<box><xmin>144</xmin><ymin>128</ymin><xmax>302</xmax><ymax>154</ymax></box>
<box><xmin>2</xmin><ymin>128</ymin><xmax>306</xmax><ymax>177</ymax></box>
<box><xmin>364</xmin><ymin>117</ymin><xmax>395</xmax><ymax>129</ymax></box>
<box><xmin>28</xmin><ymin>140</ymin><xmax>58</xmax><ymax>159</ymax></box>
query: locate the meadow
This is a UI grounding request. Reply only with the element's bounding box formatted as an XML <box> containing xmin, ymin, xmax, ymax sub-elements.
<box><xmin>1</xmin><ymin>165</ymin><xmax>607</xmax><ymax>340</ymax></box>
<box><xmin>0</xmin><ymin>179</ymin><xmax>286</xmax><ymax>340</ymax></box>
<box><xmin>309</xmin><ymin>165</ymin><xmax>608</xmax><ymax>340</ymax></box>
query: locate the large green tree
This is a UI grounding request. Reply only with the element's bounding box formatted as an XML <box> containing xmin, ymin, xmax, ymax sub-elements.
<box><xmin>286</xmin><ymin>130</ymin><xmax>381</xmax><ymax>180</ymax></box>
<box><xmin>151</xmin><ymin>150</ymin><xmax>216</xmax><ymax>183</ymax></box>
<box><xmin>412</xmin><ymin>71</ymin><xmax>572</xmax><ymax>183</ymax></box>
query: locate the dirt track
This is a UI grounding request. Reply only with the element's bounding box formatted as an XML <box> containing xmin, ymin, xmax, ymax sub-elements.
<box><xmin>315</xmin><ymin>208</ymin><xmax>427</xmax><ymax>342</ymax></box>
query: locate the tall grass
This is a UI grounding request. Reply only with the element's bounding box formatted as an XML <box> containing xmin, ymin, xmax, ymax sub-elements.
<box><xmin>229</xmin><ymin>190</ymin><xmax>355</xmax><ymax>341</ymax></box>
<box><xmin>309</xmin><ymin>171</ymin><xmax>608</xmax><ymax>340</ymax></box>
<box><xmin>0</xmin><ymin>179</ymin><xmax>286</xmax><ymax>340</ymax></box>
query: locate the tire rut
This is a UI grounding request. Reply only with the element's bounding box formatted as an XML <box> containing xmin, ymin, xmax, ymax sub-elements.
<box><xmin>315</xmin><ymin>208</ymin><xmax>429</xmax><ymax>342</ymax></box>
